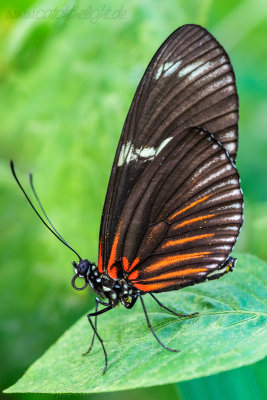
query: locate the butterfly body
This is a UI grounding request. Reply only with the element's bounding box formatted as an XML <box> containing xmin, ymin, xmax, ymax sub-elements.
<box><xmin>72</xmin><ymin>259</ymin><xmax>140</xmax><ymax>307</ymax></box>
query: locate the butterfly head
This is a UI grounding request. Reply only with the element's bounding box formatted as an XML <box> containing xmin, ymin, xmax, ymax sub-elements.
<box><xmin>71</xmin><ymin>259</ymin><xmax>91</xmax><ymax>291</ymax></box>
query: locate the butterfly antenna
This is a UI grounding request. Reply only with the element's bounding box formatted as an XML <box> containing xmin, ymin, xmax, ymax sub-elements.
<box><xmin>10</xmin><ymin>160</ymin><xmax>82</xmax><ymax>261</ymax></box>
<box><xmin>29</xmin><ymin>172</ymin><xmax>68</xmax><ymax>246</ymax></box>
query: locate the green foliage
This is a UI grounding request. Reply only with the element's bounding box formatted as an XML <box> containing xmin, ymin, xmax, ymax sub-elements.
<box><xmin>5</xmin><ymin>254</ymin><xmax>267</xmax><ymax>393</ymax></box>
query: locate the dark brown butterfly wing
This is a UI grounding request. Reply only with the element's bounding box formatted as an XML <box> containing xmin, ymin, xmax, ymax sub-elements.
<box><xmin>98</xmin><ymin>24</ymin><xmax>239</xmax><ymax>273</ymax></box>
<box><xmin>106</xmin><ymin>127</ymin><xmax>243</xmax><ymax>292</ymax></box>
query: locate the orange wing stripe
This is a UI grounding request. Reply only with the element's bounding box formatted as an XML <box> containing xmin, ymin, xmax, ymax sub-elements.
<box><xmin>108</xmin><ymin>264</ymin><xmax>119</xmax><ymax>279</ymax></box>
<box><xmin>169</xmin><ymin>195</ymin><xmax>211</xmax><ymax>221</ymax></box>
<box><xmin>145</xmin><ymin>251</ymin><xmax>211</xmax><ymax>273</ymax></box>
<box><xmin>127</xmin><ymin>257</ymin><xmax>140</xmax><ymax>272</ymax></box>
<box><xmin>128</xmin><ymin>270</ymin><xmax>139</xmax><ymax>280</ymax></box>
<box><xmin>108</xmin><ymin>222</ymin><xmax>122</xmax><ymax>270</ymax></box>
<box><xmin>131</xmin><ymin>267</ymin><xmax>207</xmax><ymax>282</ymax></box>
<box><xmin>162</xmin><ymin>233</ymin><xmax>214</xmax><ymax>249</ymax></box>
<box><xmin>173</xmin><ymin>214</ymin><xmax>215</xmax><ymax>229</ymax></box>
<box><xmin>132</xmin><ymin>281</ymin><xmax>178</xmax><ymax>292</ymax></box>
<box><xmin>122</xmin><ymin>256</ymin><xmax>129</xmax><ymax>272</ymax></box>
<box><xmin>98</xmin><ymin>237</ymin><xmax>103</xmax><ymax>273</ymax></box>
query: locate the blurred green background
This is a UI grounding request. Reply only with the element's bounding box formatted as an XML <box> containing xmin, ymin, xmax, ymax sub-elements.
<box><xmin>0</xmin><ymin>0</ymin><xmax>266</xmax><ymax>399</ymax></box>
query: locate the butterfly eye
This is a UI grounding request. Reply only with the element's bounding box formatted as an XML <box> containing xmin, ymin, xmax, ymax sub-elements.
<box><xmin>71</xmin><ymin>259</ymin><xmax>90</xmax><ymax>291</ymax></box>
<box><xmin>77</xmin><ymin>259</ymin><xmax>90</xmax><ymax>276</ymax></box>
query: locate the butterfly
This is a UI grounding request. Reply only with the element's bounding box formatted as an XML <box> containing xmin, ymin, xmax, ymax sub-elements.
<box><xmin>11</xmin><ymin>24</ymin><xmax>243</xmax><ymax>374</ymax></box>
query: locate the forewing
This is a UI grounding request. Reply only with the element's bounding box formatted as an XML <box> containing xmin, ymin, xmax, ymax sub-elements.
<box><xmin>107</xmin><ymin>127</ymin><xmax>243</xmax><ymax>292</ymax></box>
<box><xmin>99</xmin><ymin>24</ymin><xmax>239</xmax><ymax>272</ymax></box>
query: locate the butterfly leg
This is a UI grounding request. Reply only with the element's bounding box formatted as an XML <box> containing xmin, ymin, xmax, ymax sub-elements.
<box><xmin>122</xmin><ymin>295</ymin><xmax>138</xmax><ymax>309</ymax></box>
<box><xmin>83</xmin><ymin>297</ymin><xmax>110</xmax><ymax>357</ymax></box>
<box><xmin>84</xmin><ymin>303</ymin><xmax>114</xmax><ymax>375</ymax></box>
<box><xmin>150</xmin><ymin>293</ymin><xmax>198</xmax><ymax>318</ymax></box>
<box><xmin>139</xmin><ymin>295</ymin><xmax>179</xmax><ymax>353</ymax></box>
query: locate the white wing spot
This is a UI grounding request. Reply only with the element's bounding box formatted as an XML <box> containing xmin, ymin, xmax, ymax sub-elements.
<box><xmin>215</xmin><ymin>245</ymin><xmax>231</xmax><ymax>251</ymax></box>
<box><xmin>155</xmin><ymin>137</ymin><xmax>173</xmax><ymax>155</ymax></box>
<box><xmin>136</xmin><ymin>147</ymin><xmax>156</xmax><ymax>158</ymax></box>
<box><xmin>224</xmin><ymin>142</ymin><xmax>236</xmax><ymax>153</ymax></box>
<box><xmin>117</xmin><ymin>137</ymin><xmax>173</xmax><ymax>166</ymax></box>
<box><xmin>189</xmin><ymin>61</ymin><xmax>213</xmax><ymax>80</ymax></box>
<box><xmin>225</xmin><ymin>215</ymin><xmax>241</xmax><ymax>222</ymax></box>
<box><xmin>155</xmin><ymin>64</ymin><xmax>164</xmax><ymax>80</ymax></box>
<box><xmin>212</xmin><ymin>256</ymin><xmax>225</xmax><ymax>262</ymax></box>
<box><xmin>231</xmin><ymin>202</ymin><xmax>242</xmax><ymax>208</ymax></box>
<box><xmin>222</xmin><ymin>130</ymin><xmax>235</xmax><ymax>140</ymax></box>
<box><xmin>211</xmin><ymin>75</ymin><xmax>233</xmax><ymax>90</ymax></box>
<box><xmin>220</xmin><ymin>237</ymin><xmax>236</xmax><ymax>242</ymax></box>
<box><xmin>206</xmin><ymin>264</ymin><xmax>218</xmax><ymax>269</ymax></box>
<box><xmin>214</xmin><ymin>189</ymin><xmax>241</xmax><ymax>202</ymax></box>
<box><xmin>221</xmin><ymin>226</ymin><xmax>239</xmax><ymax>231</ymax></box>
<box><xmin>164</xmin><ymin>61</ymin><xmax>182</xmax><ymax>77</ymax></box>
<box><xmin>219</xmin><ymin>203</ymin><xmax>242</xmax><ymax>211</ymax></box>
<box><xmin>178</xmin><ymin>61</ymin><xmax>203</xmax><ymax>78</ymax></box>
<box><xmin>195</xmin><ymin>164</ymin><xmax>232</xmax><ymax>188</ymax></box>
<box><xmin>207</xmin><ymin>267</ymin><xmax>227</xmax><ymax>277</ymax></box>
<box><xmin>155</xmin><ymin>61</ymin><xmax>182</xmax><ymax>80</ymax></box>
<box><xmin>118</xmin><ymin>141</ymin><xmax>131</xmax><ymax>166</ymax></box>
<box><xmin>179</xmin><ymin>56</ymin><xmax>228</xmax><ymax>81</ymax></box>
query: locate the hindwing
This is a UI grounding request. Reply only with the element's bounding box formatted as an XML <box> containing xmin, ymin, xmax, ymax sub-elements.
<box><xmin>106</xmin><ymin>127</ymin><xmax>243</xmax><ymax>292</ymax></box>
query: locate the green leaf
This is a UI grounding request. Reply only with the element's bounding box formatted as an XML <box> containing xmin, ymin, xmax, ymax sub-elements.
<box><xmin>5</xmin><ymin>253</ymin><xmax>267</xmax><ymax>394</ymax></box>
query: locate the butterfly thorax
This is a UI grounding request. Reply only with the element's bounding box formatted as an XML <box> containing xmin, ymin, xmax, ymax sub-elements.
<box><xmin>72</xmin><ymin>259</ymin><xmax>139</xmax><ymax>307</ymax></box>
